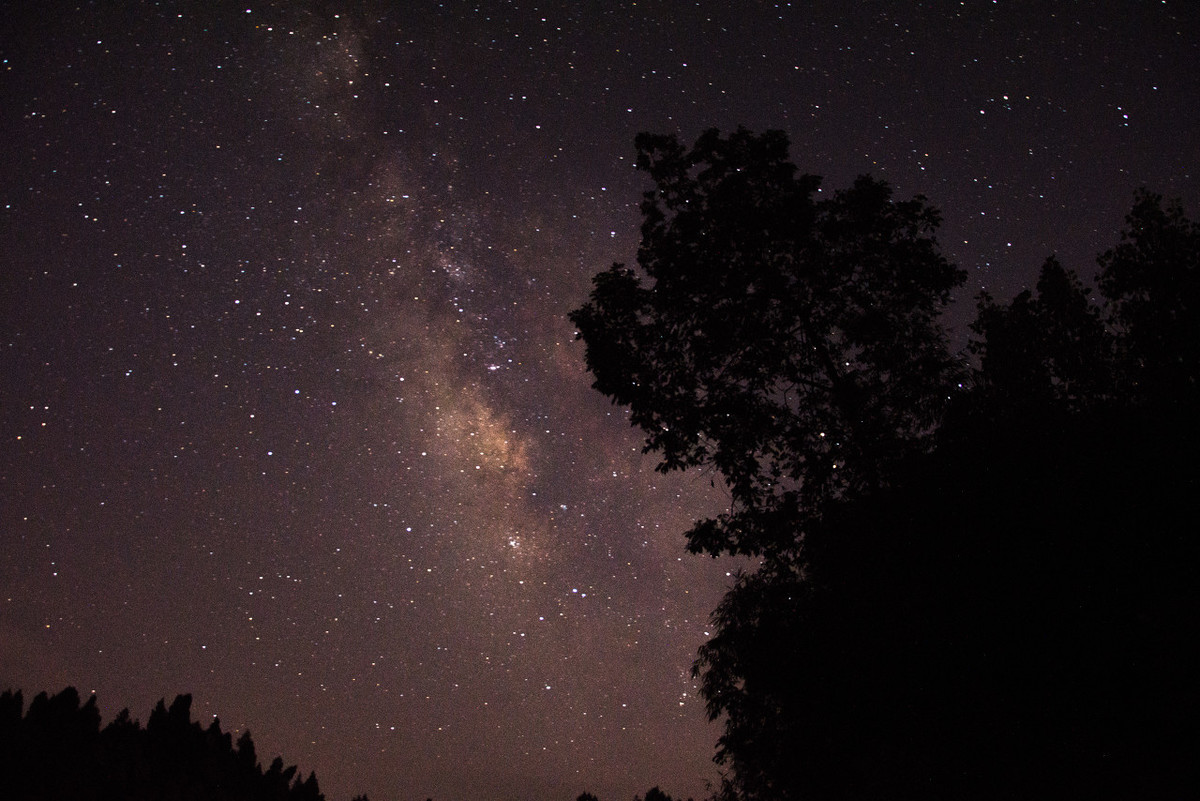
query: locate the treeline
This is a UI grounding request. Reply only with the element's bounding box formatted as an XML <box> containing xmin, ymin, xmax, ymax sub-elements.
<box><xmin>572</xmin><ymin>128</ymin><xmax>1198</xmax><ymax>800</ymax></box>
<box><xmin>0</xmin><ymin>687</ymin><xmax>689</xmax><ymax>801</ymax></box>
<box><xmin>0</xmin><ymin>687</ymin><xmax>342</xmax><ymax>801</ymax></box>
<box><xmin>577</xmin><ymin>787</ymin><xmax>690</xmax><ymax>801</ymax></box>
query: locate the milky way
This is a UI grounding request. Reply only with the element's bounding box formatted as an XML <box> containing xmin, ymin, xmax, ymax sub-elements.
<box><xmin>2</xmin><ymin>3</ymin><xmax>1197</xmax><ymax>801</ymax></box>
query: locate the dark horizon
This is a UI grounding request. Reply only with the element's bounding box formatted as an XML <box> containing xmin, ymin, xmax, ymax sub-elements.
<box><xmin>2</xmin><ymin>3</ymin><xmax>1198</xmax><ymax>801</ymax></box>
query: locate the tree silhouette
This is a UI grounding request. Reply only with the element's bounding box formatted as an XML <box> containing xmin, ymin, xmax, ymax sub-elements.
<box><xmin>1098</xmin><ymin>189</ymin><xmax>1200</xmax><ymax>403</ymax></box>
<box><xmin>970</xmin><ymin>255</ymin><xmax>1112</xmax><ymax>412</ymax></box>
<box><xmin>575</xmin><ymin>136</ymin><xmax>1200</xmax><ymax>801</ymax></box>
<box><xmin>639</xmin><ymin>787</ymin><xmax>676</xmax><ymax>801</ymax></box>
<box><xmin>571</xmin><ymin>127</ymin><xmax>964</xmax><ymax>560</ymax></box>
<box><xmin>0</xmin><ymin>687</ymin><xmax>359</xmax><ymax>801</ymax></box>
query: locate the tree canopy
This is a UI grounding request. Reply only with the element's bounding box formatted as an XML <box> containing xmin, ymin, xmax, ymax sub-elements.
<box><xmin>573</xmin><ymin>129</ymin><xmax>1199</xmax><ymax>801</ymax></box>
<box><xmin>1098</xmin><ymin>189</ymin><xmax>1200</xmax><ymax>402</ymax></box>
<box><xmin>571</xmin><ymin>127</ymin><xmax>965</xmax><ymax>560</ymax></box>
<box><xmin>969</xmin><ymin>255</ymin><xmax>1112</xmax><ymax>412</ymax></box>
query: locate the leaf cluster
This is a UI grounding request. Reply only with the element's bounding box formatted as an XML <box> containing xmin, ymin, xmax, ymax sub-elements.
<box><xmin>571</xmin><ymin>128</ymin><xmax>965</xmax><ymax>558</ymax></box>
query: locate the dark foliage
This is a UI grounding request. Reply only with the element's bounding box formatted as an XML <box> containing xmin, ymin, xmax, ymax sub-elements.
<box><xmin>695</xmin><ymin>407</ymin><xmax>1198</xmax><ymax>800</ymax></box>
<box><xmin>578</xmin><ymin>787</ymin><xmax>688</xmax><ymax>801</ymax></box>
<box><xmin>970</xmin><ymin>256</ymin><xmax>1113</xmax><ymax>412</ymax></box>
<box><xmin>638</xmin><ymin>787</ymin><xmax>678</xmax><ymax>801</ymax></box>
<box><xmin>573</xmin><ymin>128</ymin><xmax>1200</xmax><ymax>801</ymax></box>
<box><xmin>571</xmin><ymin>128</ymin><xmax>965</xmax><ymax>559</ymax></box>
<box><xmin>1098</xmin><ymin>189</ymin><xmax>1200</xmax><ymax>403</ymax></box>
<box><xmin>0</xmin><ymin>687</ymin><xmax>332</xmax><ymax>801</ymax></box>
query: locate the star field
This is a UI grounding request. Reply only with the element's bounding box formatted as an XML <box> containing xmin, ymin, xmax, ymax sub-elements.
<box><xmin>2</xmin><ymin>3</ymin><xmax>1197</xmax><ymax>801</ymax></box>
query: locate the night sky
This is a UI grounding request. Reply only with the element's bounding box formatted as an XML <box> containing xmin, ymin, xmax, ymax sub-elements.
<box><xmin>2</xmin><ymin>3</ymin><xmax>1197</xmax><ymax>801</ymax></box>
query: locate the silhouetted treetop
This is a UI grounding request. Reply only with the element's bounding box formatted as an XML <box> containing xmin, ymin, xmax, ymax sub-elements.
<box><xmin>638</xmin><ymin>787</ymin><xmax>677</xmax><ymax>801</ymax></box>
<box><xmin>970</xmin><ymin>255</ymin><xmax>1112</xmax><ymax>412</ymax></box>
<box><xmin>0</xmin><ymin>686</ymin><xmax>351</xmax><ymax>801</ymax></box>
<box><xmin>571</xmin><ymin>127</ymin><xmax>965</xmax><ymax>559</ymax></box>
<box><xmin>1098</xmin><ymin>188</ymin><xmax>1200</xmax><ymax>402</ymax></box>
<box><xmin>971</xmin><ymin>189</ymin><xmax>1200</xmax><ymax>416</ymax></box>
